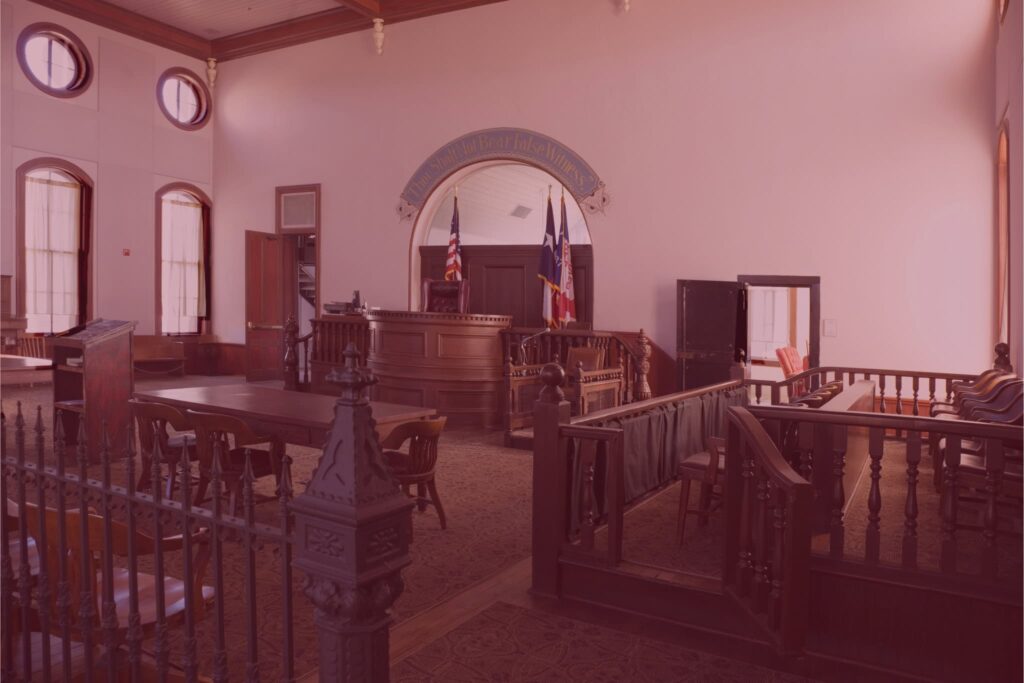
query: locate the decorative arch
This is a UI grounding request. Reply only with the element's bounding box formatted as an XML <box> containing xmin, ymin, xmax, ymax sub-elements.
<box><xmin>15</xmin><ymin>156</ymin><xmax>94</xmax><ymax>328</ymax></box>
<box><xmin>155</xmin><ymin>181</ymin><xmax>212</xmax><ymax>335</ymax></box>
<box><xmin>396</xmin><ymin>128</ymin><xmax>611</xmax><ymax>221</ymax></box>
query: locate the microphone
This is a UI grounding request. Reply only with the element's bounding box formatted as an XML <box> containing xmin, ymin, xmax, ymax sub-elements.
<box><xmin>519</xmin><ymin>328</ymin><xmax>550</xmax><ymax>363</ymax></box>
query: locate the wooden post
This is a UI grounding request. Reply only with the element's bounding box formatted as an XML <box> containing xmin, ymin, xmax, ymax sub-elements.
<box><xmin>531</xmin><ymin>363</ymin><xmax>570</xmax><ymax>598</ymax></box>
<box><xmin>292</xmin><ymin>343</ymin><xmax>413</xmax><ymax>683</ymax></box>
<box><xmin>634</xmin><ymin>329</ymin><xmax>653</xmax><ymax>401</ymax></box>
<box><xmin>283</xmin><ymin>315</ymin><xmax>299</xmax><ymax>391</ymax></box>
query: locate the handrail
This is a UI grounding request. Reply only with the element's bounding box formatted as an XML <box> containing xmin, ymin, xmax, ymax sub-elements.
<box><xmin>746</xmin><ymin>404</ymin><xmax>1023</xmax><ymax>441</ymax></box>
<box><xmin>724</xmin><ymin>407</ymin><xmax>813</xmax><ymax>656</ymax></box>
<box><xmin>574</xmin><ymin>379</ymin><xmax>743</xmax><ymax>426</ymax></box>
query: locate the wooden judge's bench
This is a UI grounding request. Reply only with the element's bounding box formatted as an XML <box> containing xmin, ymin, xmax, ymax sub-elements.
<box><xmin>365</xmin><ymin>310</ymin><xmax>511</xmax><ymax>426</ymax></box>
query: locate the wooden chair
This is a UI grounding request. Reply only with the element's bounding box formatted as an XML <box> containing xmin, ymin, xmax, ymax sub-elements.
<box><xmin>15</xmin><ymin>332</ymin><xmax>48</xmax><ymax>359</ymax></box>
<box><xmin>776</xmin><ymin>345</ymin><xmax>809</xmax><ymax>396</ymax></box>
<box><xmin>380</xmin><ymin>417</ymin><xmax>448</xmax><ymax>531</ymax></box>
<box><xmin>676</xmin><ymin>436</ymin><xmax>726</xmax><ymax>545</ymax></box>
<box><xmin>421</xmin><ymin>278</ymin><xmax>470</xmax><ymax>313</ymax></box>
<box><xmin>931</xmin><ymin>372</ymin><xmax>1016</xmax><ymax>416</ymax></box>
<box><xmin>129</xmin><ymin>399</ymin><xmax>198</xmax><ymax>499</ymax></box>
<box><xmin>565</xmin><ymin>346</ymin><xmax>626</xmax><ymax>416</ymax></box>
<box><xmin>21</xmin><ymin>502</ymin><xmax>213</xmax><ymax>650</ymax></box>
<box><xmin>186</xmin><ymin>410</ymin><xmax>283</xmax><ymax>514</ymax></box>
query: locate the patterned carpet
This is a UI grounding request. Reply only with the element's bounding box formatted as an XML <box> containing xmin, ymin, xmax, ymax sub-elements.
<box><xmin>2</xmin><ymin>376</ymin><xmax>534</xmax><ymax>680</ymax></box>
<box><xmin>392</xmin><ymin>602</ymin><xmax>808</xmax><ymax>682</ymax></box>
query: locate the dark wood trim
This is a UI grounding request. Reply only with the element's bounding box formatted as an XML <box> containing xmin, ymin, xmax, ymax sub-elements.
<box><xmin>154</xmin><ymin>182</ymin><xmax>212</xmax><ymax>336</ymax></box>
<box><xmin>29</xmin><ymin>0</ymin><xmax>509</xmax><ymax>63</ymax></box>
<box><xmin>336</xmin><ymin>0</ymin><xmax>381</xmax><ymax>18</ymax></box>
<box><xmin>738</xmin><ymin>274</ymin><xmax>821</xmax><ymax>368</ymax></box>
<box><xmin>16</xmin><ymin>22</ymin><xmax>93</xmax><ymax>98</ymax></box>
<box><xmin>156</xmin><ymin>66</ymin><xmax>212</xmax><ymax>131</ymax></box>
<box><xmin>210</xmin><ymin>8</ymin><xmax>366</xmax><ymax>62</ymax></box>
<box><xmin>27</xmin><ymin>0</ymin><xmax>211</xmax><ymax>60</ymax></box>
<box><xmin>15</xmin><ymin>157</ymin><xmax>94</xmax><ymax>331</ymax></box>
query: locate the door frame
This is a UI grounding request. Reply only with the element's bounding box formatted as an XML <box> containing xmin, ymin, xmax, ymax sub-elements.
<box><xmin>737</xmin><ymin>274</ymin><xmax>821</xmax><ymax>369</ymax></box>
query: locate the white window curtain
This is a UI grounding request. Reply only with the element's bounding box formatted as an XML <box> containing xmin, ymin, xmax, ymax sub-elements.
<box><xmin>161</xmin><ymin>191</ymin><xmax>205</xmax><ymax>334</ymax></box>
<box><xmin>25</xmin><ymin>169</ymin><xmax>80</xmax><ymax>334</ymax></box>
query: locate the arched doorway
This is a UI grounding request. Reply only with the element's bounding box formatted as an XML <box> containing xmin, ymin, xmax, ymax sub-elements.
<box><xmin>400</xmin><ymin>128</ymin><xmax>610</xmax><ymax>321</ymax></box>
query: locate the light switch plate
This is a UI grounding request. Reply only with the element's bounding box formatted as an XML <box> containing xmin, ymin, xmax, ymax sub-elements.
<box><xmin>823</xmin><ymin>319</ymin><xmax>838</xmax><ymax>337</ymax></box>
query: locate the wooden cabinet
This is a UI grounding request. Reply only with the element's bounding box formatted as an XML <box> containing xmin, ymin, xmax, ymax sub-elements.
<box><xmin>51</xmin><ymin>319</ymin><xmax>135</xmax><ymax>462</ymax></box>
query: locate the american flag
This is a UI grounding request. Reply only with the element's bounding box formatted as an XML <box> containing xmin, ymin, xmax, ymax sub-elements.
<box><xmin>555</xmin><ymin>193</ymin><xmax>576</xmax><ymax>325</ymax></box>
<box><xmin>538</xmin><ymin>194</ymin><xmax>559</xmax><ymax>327</ymax></box>
<box><xmin>444</xmin><ymin>195</ymin><xmax>462</xmax><ymax>281</ymax></box>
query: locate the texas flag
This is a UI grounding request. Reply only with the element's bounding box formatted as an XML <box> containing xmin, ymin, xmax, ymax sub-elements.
<box><xmin>538</xmin><ymin>194</ymin><xmax>559</xmax><ymax>327</ymax></box>
<box><xmin>554</xmin><ymin>193</ymin><xmax>576</xmax><ymax>325</ymax></box>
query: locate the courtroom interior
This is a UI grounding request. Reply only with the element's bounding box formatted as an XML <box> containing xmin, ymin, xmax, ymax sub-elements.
<box><xmin>1</xmin><ymin>0</ymin><xmax>1022</xmax><ymax>681</ymax></box>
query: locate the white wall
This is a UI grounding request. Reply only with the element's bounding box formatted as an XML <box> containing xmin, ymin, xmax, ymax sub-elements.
<box><xmin>211</xmin><ymin>0</ymin><xmax>997</xmax><ymax>376</ymax></box>
<box><xmin>1</xmin><ymin>0</ymin><xmax>213</xmax><ymax>334</ymax></box>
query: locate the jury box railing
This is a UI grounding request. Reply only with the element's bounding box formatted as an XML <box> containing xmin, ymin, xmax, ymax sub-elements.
<box><xmin>532</xmin><ymin>358</ymin><xmax>1021</xmax><ymax>660</ymax></box>
<box><xmin>1</xmin><ymin>345</ymin><xmax>412</xmax><ymax>682</ymax></box>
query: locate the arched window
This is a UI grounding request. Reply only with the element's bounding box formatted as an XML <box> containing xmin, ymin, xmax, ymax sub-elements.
<box><xmin>157</xmin><ymin>184</ymin><xmax>211</xmax><ymax>334</ymax></box>
<box><xmin>996</xmin><ymin>126</ymin><xmax>1010</xmax><ymax>344</ymax></box>
<box><xmin>17</xmin><ymin>159</ymin><xmax>92</xmax><ymax>334</ymax></box>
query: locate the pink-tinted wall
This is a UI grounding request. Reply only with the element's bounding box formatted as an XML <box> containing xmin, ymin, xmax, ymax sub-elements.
<box><xmin>0</xmin><ymin>0</ymin><xmax>212</xmax><ymax>334</ymax></box>
<box><xmin>212</xmin><ymin>0</ymin><xmax>997</xmax><ymax>374</ymax></box>
<box><xmin>996</xmin><ymin>0</ymin><xmax>1023</xmax><ymax>372</ymax></box>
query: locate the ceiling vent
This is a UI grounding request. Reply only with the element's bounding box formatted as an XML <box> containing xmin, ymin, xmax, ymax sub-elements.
<box><xmin>510</xmin><ymin>205</ymin><xmax>532</xmax><ymax>219</ymax></box>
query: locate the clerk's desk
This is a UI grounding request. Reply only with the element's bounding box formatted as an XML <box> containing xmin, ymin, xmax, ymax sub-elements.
<box><xmin>364</xmin><ymin>310</ymin><xmax>512</xmax><ymax>427</ymax></box>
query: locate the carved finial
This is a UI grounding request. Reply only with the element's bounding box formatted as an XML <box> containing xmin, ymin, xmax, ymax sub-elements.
<box><xmin>326</xmin><ymin>343</ymin><xmax>378</xmax><ymax>405</ymax></box>
<box><xmin>994</xmin><ymin>342</ymin><xmax>1013</xmax><ymax>373</ymax></box>
<box><xmin>373</xmin><ymin>18</ymin><xmax>385</xmax><ymax>56</ymax></box>
<box><xmin>539</xmin><ymin>363</ymin><xmax>566</xmax><ymax>402</ymax></box>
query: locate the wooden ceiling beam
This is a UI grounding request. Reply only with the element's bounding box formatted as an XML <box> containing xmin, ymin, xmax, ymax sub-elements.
<box><xmin>335</xmin><ymin>0</ymin><xmax>382</xmax><ymax>19</ymax></box>
<box><xmin>28</xmin><ymin>0</ymin><xmax>211</xmax><ymax>60</ymax></box>
<box><xmin>212</xmin><ymin>8</ymin><xmax>369</xmax><ymax>62</ymax></box>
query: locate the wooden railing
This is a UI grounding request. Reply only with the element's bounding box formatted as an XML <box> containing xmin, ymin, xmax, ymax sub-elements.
<box><xmin>746</xmin><ymin>365</ymin><xmax>977</xmax><ymax>411</ymax></box>
<box><xmin>723</xmin><ymin>407</ymin><xmax>812</xmax><ymax>656</ymax></box>
<box><xmin>502</xmin><ymin>327</ymin><xmax>652</xmax><ymax>404</ymax></box>
<box><xmin>746</xmin><ymin>404</ymin><xmax>1023</xmax><ymax>580</ymax></box>
<box><xmin>531</xmin><ymin>364</ymin><xmax>744</xmax><ymax>595</ymax></box>
<box><xmin>283</xmin><ymin>314</ymin><xmax>369</xmax><ymax>391</ymax></box>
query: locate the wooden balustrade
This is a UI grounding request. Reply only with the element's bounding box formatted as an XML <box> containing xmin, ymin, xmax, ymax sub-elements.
<box><xmin>502</xmin><ymin>327</ymin><xmax>652</xmax><ymax>404</ymax></box>
<box><xmin>723</xmin><ymin>407</ymin><xmax>813</xmax><ymax>656</ymax></box>
<box><xmin>745</xmin><ymin>404</ymin><xmax>1022</xmax><ymax>582</ymax></box>
<box><xmin>283</xmin><ymin>314</ymin><xmax>370</xmax><ymax>392</ymax></box>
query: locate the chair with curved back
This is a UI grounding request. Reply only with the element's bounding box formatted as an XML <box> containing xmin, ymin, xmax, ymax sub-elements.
<box><xmin>186</xmin><ymin>410</ymin><xmax>283</xmax><ymax>515</ymax></box>
<box><xmin>380</xmin><ymin>417</ymin><xmax>448</xmax><ymax>531</ymax></box>
<box><xmin>676</xmin><ymin>436</ymin><xmax>726</xmax><ymax>545</ymax></box>
<box><xmin>129</xmin><ymin>399</ymin><xmax>198</xmax><ymax>499</ymax></box>
<box><xmin>20</xmin><ymin>502</ymin><xmax>213</xmax><ymax>669</ymax></box>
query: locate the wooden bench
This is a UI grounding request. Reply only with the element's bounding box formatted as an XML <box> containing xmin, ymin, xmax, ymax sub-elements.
<box><xmin>133</xmin><ymin>335</ymin><xmax>185</xmax><ymax>376</ymax></box>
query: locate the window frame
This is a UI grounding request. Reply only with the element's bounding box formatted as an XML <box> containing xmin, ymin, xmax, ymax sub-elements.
<box><xmin>16</xmin><ymin>22</ymin><xmax>93</xmax><ymax>99</ymax></box>
<box><xmin>155</xmin><ymin>182</ymin><xmax>212</xmax><ymax>336</ymax></box>
<box><xmin>16</xmin><ymin>157</ymin><xmax>93</xmax><ymax>334</ymax></box>
<box><xmin>156</xmin><ymin>67</ymin><xmax>211</xmax><ymax>131</ymax></box>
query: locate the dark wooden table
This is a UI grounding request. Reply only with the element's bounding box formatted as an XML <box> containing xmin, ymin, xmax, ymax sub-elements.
<box><xmin>134</xmin><ymin>383</ymin><xmax>436</xmax><ymax>446</ymax></box>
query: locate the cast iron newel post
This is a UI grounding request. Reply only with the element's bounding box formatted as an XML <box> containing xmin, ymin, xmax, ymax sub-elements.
<box><xmin>531</xmin><ymin>363</ymin><xmax>570</xmax><ymax>598</ymax></box>
<box><xmin>283</xmin><ymin>315</ymin><xmax>299</xmax><ymax>391</ymax></box>
<box><xmin>292</xmin><ymin>343</ymin><xmax>413</xmax><ymax>683</ymax></box>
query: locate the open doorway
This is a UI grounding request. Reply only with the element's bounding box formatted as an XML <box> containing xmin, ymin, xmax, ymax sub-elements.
<box><xmin>739</xmin><ymin>275</ymin><xmax>820</xmax><ymax>382</ymax></box>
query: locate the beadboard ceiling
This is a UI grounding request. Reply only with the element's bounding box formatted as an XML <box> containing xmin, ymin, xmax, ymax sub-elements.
<box><xmin>102</xmin><ymin>0</ymin><xmax>342</xmax><ymax>39</ymax></box>
<box><xmin>426</xmin><ymin>164</ymin><xmax>592</xmax><ymax>247</ymax></box>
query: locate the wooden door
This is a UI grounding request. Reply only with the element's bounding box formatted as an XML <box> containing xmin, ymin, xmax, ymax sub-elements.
<box><xmin>677</xmin><ymin>279</ymin><xmax>746</xmax><ymax>390</ymax></box>
<box><xmin>245</xmin><ymin>231</ymin><xmax>285</xmax><ymax>381</ymax></box>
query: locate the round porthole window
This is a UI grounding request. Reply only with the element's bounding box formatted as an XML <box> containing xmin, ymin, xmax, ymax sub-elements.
<box><xmin>17</xmin><ymin>23</ymin><xmax>92</xmax><ymax>98</ymax></box>
<box><xmin>157</xmin><ymin>68</ymin><xmax>211</xmax><ymax>131</ymax></box>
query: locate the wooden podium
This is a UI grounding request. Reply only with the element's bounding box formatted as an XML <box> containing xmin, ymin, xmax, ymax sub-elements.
<box><xmin>52</xmin><ymin>319</ymin><xmax>135</xmax><ymax>462</ymax></box>
<box><xmin>366</xmin><ymin>310</ymin><xmax>511</xmax><ymax>426</ymax></box>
